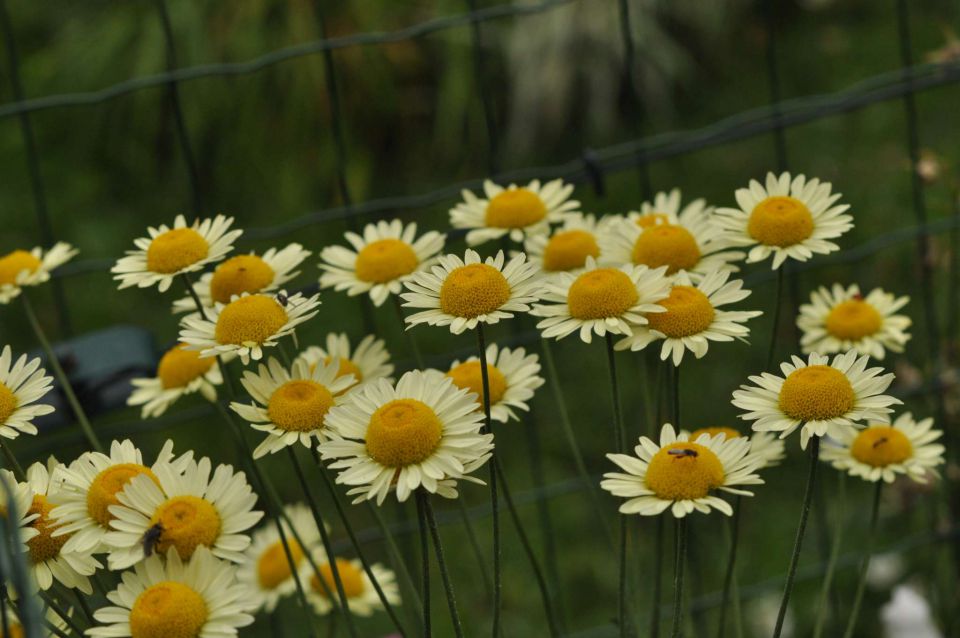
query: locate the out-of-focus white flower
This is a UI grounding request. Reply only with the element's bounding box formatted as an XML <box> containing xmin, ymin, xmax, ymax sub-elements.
<box><xmin>881</xmin><ymin>586</ymin><xmax>942</xmax><ymax>638</ymax></box>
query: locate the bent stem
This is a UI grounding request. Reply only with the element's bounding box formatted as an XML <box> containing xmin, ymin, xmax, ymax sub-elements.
<box><xmin>812</xmin><ymin>472</ymin><xmax>846</xmax><ymax>638</ymax></box>
<box><xmin>717</xmin><ymin>497</ymin><xmax>743</xmax><ymax>638</ymax></box>
<box><xmin>420</xmin><ymin>490</ymin><xmax>464</xmax><ymax>637</ymax></box>
<box><xmin>476</xmin><ymin>324</ymin><xmax>502</xmax><ymax>637</ymax></box>
<box><xmin>605</xmin><ymin>334</ymin><xmax>629</xmax><ymax>638</ymax></box>
<box><xmin>671</xmin><ymin>517</ymin><xmax>688</xmax><ymax>638</ymax></box>
<box><xmin>842</xmin><ymin>481</ymin><xmax>883</xmax><ymax>638</ymax></box>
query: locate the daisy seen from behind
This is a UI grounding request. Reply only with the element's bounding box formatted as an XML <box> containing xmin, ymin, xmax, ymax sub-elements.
<box><xmin>443</xmin><ymin>343</ymin><xmax>544</xmax><ymax>423</ymax></box>
<box><xmin>0</xmin><ymin>345</ymin><xmax>55</xmax><ymax>440</ymax></box>
<box><xmin>300</xmin><ymin>546</ymin><xmax>400</xmax><ymax>617</ymax></box>
<box><xmin>0</xmin><ymin>242</ymin><xmax>78</xmax><ymax>304</ymax></box>
<box><xmin>127</xmin><ymin>343</ymin><xmax>222</xmax><ymax>418</ymax></box>
<box><xmin>296</xmin><ymin>332</ymin><xmax>394</xmax><ymax>396</ymax></box>
<box><xmin>522</xmin><ymin>213</ymin><xmax>609</xmax><ymax>277</ymax></box>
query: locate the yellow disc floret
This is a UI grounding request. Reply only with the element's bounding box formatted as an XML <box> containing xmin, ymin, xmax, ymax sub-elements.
<box><xmin>485</xmin><ymin>189</ymin><xmax>547</xmax><ymax>229</ymax></box>
<box><xmin>631</xmin><ymin>225</ymin><xmax>701</xmax><ymax>274</ymax></box>
<box><xmin>129</xmin><ymin>581</ymin><xmax>208</xmax><ymax>638</ymax></box>
<box><xmin>0</xmin><ymin>250</ymin><xmax>41</xmax><ymax>286</ymax></box>
<box><xmin>158</xmin><ymin>344</ymin><xmax>215</xmax><ymax>389</ymax></box>
<box><xmin>747</xmin><ymin>196</ymin><xmax>814</xmax><ymax>247</ymax></box>
<box><xmin>26</xmin><ymin>495</ymin><xmax>70</xmax><ymax>564</ymax></box>
<box><xmin>439</xmin><ymin>264</ymin><xmax>511</xmax><ymax>319</ymax></box>
<box><xmin>311</xmin><ymin>558</ymin><xmax>366</xmax><ymax>599</ymax></box>
<box><xmin>366</xmin><ymin>399</ymin><xmax>443</xmax><ymax>468</ymax></box>
<box><xmin>542</xmin><ymin>230</ymin><xmax>599</xmax><ymax>272</ymax></box>
<box><xmin>145</xmin><ymin>228</ymin><xmax>209</xmax><ymax>274</ymax></box>
<box><xmin>690</xmin><ymin>426</ymin><xmax>742</xmax><ymax>441</ymax></box>
<box><xmin>636</xmin><ymin>213</ymin><xmax>670</xmax><ymax>229</ymax></box>
<box><xmin>149</xmin><ymin>496</ymin><xmax>221</xmax><ymax>559</ymax></box>
<box><xmin>257</xmin><ymin>539</ymin><xmax>304</xmax><ymax>590</ymax></box>
<box><xmin>567</xmin><ymin>268</ymin><xmax>639</xmax><ymax>320</ymax></box>
<box><xmin>645</xmin><ymin>442</ymin><xmax>725</xmax><ymax>500</ymax></box>
<box><xmin>354</xmin><ymin>239</ymin><xmax>420</xmax><ymax>284</ymax></box>
<box><xmin>0</xmin><ymin>382</ymin><xmax>18</xmax><ymax>424</ymax></box>
<box><xmin>850</xmin><ymin>427</ymin><xmax>913</xmax><ymax>467</ymax></box>
<box><xmin>88</xmin><ymin>464</ymin><xmax>159</xmax><ymax>528</ymax></box>
<box><xmin>446</xmin><ymin>361</ymin><xmax>507</xmax><ymax>406</ymax></box>
<box><xmin>645</xmin><ymin>285</ymin><xmax>715</xmax><ymax>338</ymax></box>
<box><xmin>825</xmin><ymin>299</ymin><xmax>882</xmax><ymax>341</ymax></box>
<box><xmin>214</xmin><ymin>295</ymin><xmax>288</xmax><ymax>346</ymax></box>
<box><xmin>209</xmin><ymin>255</ymin><xmax>275</xmax><ymax>304</ymax></box>
<box><xmin>778</xmin><ymin>365</ymin><xmax>855</xmax><ymax>421</ymax></box>
<box><xmin>267</xmin><ymin>380</ymin><xmax>335</xmax><ymax>433</ymax></box>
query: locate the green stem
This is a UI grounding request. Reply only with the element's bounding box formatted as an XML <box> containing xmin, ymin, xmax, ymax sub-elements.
<box><xmin>606</xmin><ymin>335</ymin><xmax>629</xmax><ymax>637</ymax></box>
<box><xmin>813</xmin><ymin>472</ymin><xmax>846</xmax><ymax>638</ymax></box>
<box><xmin>393</xmin><ymin>295</ymin><xmax>424</xmax><ymax>370</ymax></box>
<box><xmin>416</xmin><ymin>489</ymin><xmax>432</xmax><ymax>638</ymax></box>
<box><xmin>766</xmin><ymin>268</ymin><xmax>784</xmax><ymax>369</ymax></box>
<box><xmin>0</xmin><ymin>441</ymin><xmax>25</xmax><ymax>481</ymax></box>
<box><xmin>651</xmin><ymin>516</ymin><xmax>664</xmax><ymax>638</ymax></box>
<box><xmin>367</xmin><ymin>502</ymin><xmax>425</xmax><ymax>634</ymax></box>
<box><xmin>672</xmin><ymin>364</ymin><xmax>680</xmax><ymax>426</ymax></box>
<box><xmin>455</xmin><ymin>498</ymin><xmax>494</xmax><ymax>601</ymax></box>
<box><xmin>420</xmin><ymin>490</ymin><xmax>464</xmax><ymax>637</ymax></box>
<box><xmin>476</xmin><ymin>324</ymin><xmax>502</xmax><ymax>638</ymax></box>
<box><xmin>717</xmin><ymin>497</ymin><xmax>743</xmax><ymax>638</ymax></box>
<box><xmin>671</xmin><ymin>517</ymin><xmax>688</xmax><ymax>638</ymax></box>
<box><xmin>842</xmin><ymin>482</ymin><xmax>883</xmax><ymax>638</ymax></box>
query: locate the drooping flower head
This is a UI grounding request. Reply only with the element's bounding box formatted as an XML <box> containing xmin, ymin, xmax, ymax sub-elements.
<box><xmin>442</xmin><ymin>343</ymin><xmax>544</xmax><ymax>423</ymax></box>
<box><xmin>0</xmin><ymin>242</ymin><xmax>78</xmax><ymax>304</ymax></box>
<box><xmin>0</xmin><ymin>345</ymin><xmax>55</xmax><ymax>440</ymax></box>
<box><xmin>296</xmin><ymin>333</ymin><xmax>394</xmax><ymax>396</ymax></box>
<box><xmin>300</xmin><ymin>547</ymin><xmax>400</xmax><ymax>617</ymax></box>
<box><xmin>127</xmin><ymin>343</ymin><xmax>223</xmax><ymax>418</ymax></box>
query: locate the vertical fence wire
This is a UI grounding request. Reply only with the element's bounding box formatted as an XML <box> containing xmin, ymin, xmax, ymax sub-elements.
<box><xmin>465</xmin><ymin>0</ymin><xmax>501</xmax><ymax>175</ymax></box>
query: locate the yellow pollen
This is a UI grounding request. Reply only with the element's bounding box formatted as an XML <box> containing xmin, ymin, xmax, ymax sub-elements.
<box><xmin>645</xmin><ymin>285</ymin><xmax>715</xmax><ymax>338</ymax></box>
<box><xmin>366</xmin><ymin>399</ymin><xmax>443</xmax><ymax>468</ymax></box>
<box><xmin>446</xmin><ymin>361</ymin><xmax>507</xmax><ymax>407</ymax></box>
<box><xmin>825</xmin><ymin>299</ymin><xmax>882</xmax><ymax>341</ymax></box>
<box><xmin>157</xmin><ymin>344</ymin><xmax>215</xmax><ymax>389</ymax></box>
<box><xmin>267</xmin><ymin>380</ymin><xmax>335</xmax><ymax>433</ymax></box>
<box><xmin>257</xmin><ymin>539</ymin><xmax>304</xmax><ymax>590</ymax></box>
<box><xmin>87</xmin><ymin>464</ymin><xmax>159</xmax><ymax>529</ymax></box>
<box><xmin>542</xmin><ymin>230</ymin><xmax>599</xmax><ymax>272</ymax></box>
<box><xmin>26</xmin><ymin>495</ymin><xmax>70</xmax><ymax>564</ymax></box>
<box><xmin>747</xmin><ymin>196</ymin><xmax>814</xmax><ymax>247</ymax></box>
<box><xmin>778</xmin><ymin>365</ymin><xmax>855</xmax><ymax>421</ymax></box>
<box><xmin>567</xmin><ymin>268</ymin><xmax>639</xmax><ymax>320</ymax></box>
<box><xmin>129</xmin><ymin>581</ymin><xmax>207</xmax><ymax>638</ymax></box>
<box><xmin>851</xmin><ymin>427</ymin><xmax>913</xmax><ymax>467</ymax></box>
<box><xmin>0</xmin><ymin>382</ymin><xmax>18</xmax><ymax>424</ymax></box>
<box><xmin>484</xmin><ymin>188</ymin><xmax>547</xmax><ymax>229</ymax></box>
<box><xmin>149</xmin><ymin>495</ymin><xmax>221</xmax><ymax>560</ymax></box>
<box><xmin>208</xmin><ymin>255</ymin><xmax>275</xmax><ymax>304</ymax></box>
<box><xmin>631</xmin><ymin>225</ymin><xmax>701</xmax><ymax>274</ymax></box>
<box><xmin>645</xmin><ymin>442</ymin><xmax>725</xmax><ymax>500</ymax></box>
<box><xmin>690</xmin><ymin>426</ymin><xmax>743</xmax><ymax>441</ymax></box>
<box><xmin>214</xmin><ymin>295</ymin><xmax>288</xmax><ymax>346</ymax></box>
<box><xmin>0</xmin><ymin>250</ymin><xmax>41</xmax><ymax>286</ymax></box>
<box><xmin>636</xmin><ymin>213</ymin><xmax>671</xmax><ymax>229</ymax></box>
<box><xmin>145</xmin><ymin>228</ymin><xmax>209</xmax><ymax>274</ymax></box>
<box><xmin>354</xmin><ymin>239</ymin><xmax>420</xmax><ymax>284</ymax></box>
<box><xmin>439</xmin><ymin>264</ymin><xmax>511</xmax><ymax>319</ymax></box>
<box><xmin>311</xmin><ymin>558</ymin><xmax>366</xmax><ymax>599</ymax></box>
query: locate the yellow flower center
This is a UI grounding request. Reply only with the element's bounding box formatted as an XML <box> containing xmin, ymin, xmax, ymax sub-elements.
<box><xmin>850</xmin><ymin>427</ymin><xmax>913</xmax><ymax>467</ymax></box>
<box><xmin>825</xmin><ymin>299</ymin><xmax>882</xmax><ymax>341</ymax></box>
<box><xmin>567</xmin><ymin>268</ymin><xmax>639</xmax><ymax>320</ymax></box>
<box><xmin>645</xmin><ymin>285</ymin><xmax>715</xmax><ymax>338</ymax></box>
<box><xmin>145</xmin><ymin>228</ymin><xmax>209</xmax><ymax>274</ymax></box>
<box><xmin>631</xmin><ymin>225</ymin><xmax>702</xmax><ymax>275</ymax></box>
<box><xmin>542</xmin><ymin>230</ymin><xmax>599</xmax><ymax>272</ymax></box>
<box><xmin>129</xmin><ymin>581</ymin><xmax>207</xmax><ymax>638</ymax></box>
<box><xmin>439</xmin><ymin>264</ymin><xmax>511</xmax><ymax>319</ymax></box>
<box><xmin>322</xmin><ymin>356</ymin><xmax>363</xmax><ymax>394</ymax></box>
<box><xmin>257</xmin><ymin>539</ymin><xmax>304</xmax><ymax>590</ymax></box>
<box><xmin>0</xmin><ymin>250</ymin><xmax>41</xmax><ymax>286</ymax></box>
<box><xmin>267</xmin><ymin>380</ymin><xmax>335</xmax><ymax>433</ymax></box>
<box><xmin>778</xmin><ymin>365</ymin><xmax>855</xmax><ymax>421</ymax></box>
<box><xmin>87</xmin><ymin>464</ymin><xmax>160</xmax><ymax>528</ymax></box>
<box><xmin>208</xmin><ymin>255</ymin><xmax>275</xmax><ymax>305</ymax></box>
<box><xmin>747</xmin><ymin>196</ymin><xmax>814</xmax><ymax>247</ymax></box>
<box><xmin>365</xmin><ymin>399</ymin><xmax>443</xmax><ymax>468</ymax></box>
<box><xmin>690</xmin><ymin>426</ymin><xmax>743</xmax><ymax>441</ymax></box>
<box><xmin>26</xmin><ymin>495</ymin><xmax>71</xmax><ymax>564</ymax></box>
<box><xmin>0</xmin><ymin>382</ymin><xmax>18</xmax><ymax>424</ymax></box>
<box><xmin>636</xmin><ymin>213</ymin><xmax>670</xmax><ymax>228</ymax></box>
<box><xmin>446</xmin><ymin>361</ymin><xmax>507</xmax><ymax>406</ymax></box>
<box><xmin>311</xmin><ymin>558</ymin><xmax>366</xmax><ymax>599</ymax></box>
<box><xmin>645</xmin><ymin>442</ymin><xmax>725</xmax><ymax>500</ymax></box>
<box><xmin>214</xmin><ymin>295</ymin><xmax>288</xmax><ymax>346</ymax></box>
<box><xmin>157</xmin><ymin>344</ymin><xmax>215</xmax><ymax>389</ymax></box>
<box><xmin>149</xmin><ymin>495</ymin><xmax>221</xmax><ymax>560</ymax></box>
<box><xmin>354</xmin><ymin>239</ymin><xmax>420</xmax><ymax>284</ymax></box>
<box><xmin>484</xmin><ymin>188</ymin><xmax>547</xmax><ymax>229</ymax></box>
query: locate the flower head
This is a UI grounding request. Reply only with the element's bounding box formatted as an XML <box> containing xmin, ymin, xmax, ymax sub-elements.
<box><xmin>523</xmin><ymin>213</ymin><xmax>609</xmax><ymax>277</ymax></box>
<box><xmin>296</xmin><ymin>333</ymin><xmax>395</xmax><ymax>396</ymax></box>
<box><xmin>127</xmin><ymin>343</ymin><xmax>223</xmax><ymax>418</ymax></box>
<box><xmin>300</xmin><ymin>547</ymin><xmax>400</xmax><ymax>617</ymax></box>
<box><xmin>442</xmin><ymin>343</ymin><xmax>544</xmax><ymax>423</ymax></box>
<box><xmin>0</xmin><ymin>345</ymin><xmax>55</xmax><ymax>440</ymax></box>
<box><xmin>0</xmin><ymin>242</ymin><xmax>78</xmax><ymax>304</ymax></box>
<box><xmin>686</xmin><ymin>426</ymin><xmax>785</xmax><ymax>469</ymax></box>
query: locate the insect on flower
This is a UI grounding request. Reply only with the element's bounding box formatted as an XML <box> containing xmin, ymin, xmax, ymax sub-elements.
<box><xmin>667</xmin><ymin>448</ymin><xmax>699</xmax><ymax>458</ymax></box>
<box><xmin>141</xmin><ymin>523</ymin><xmax>164</xmax><ymax>558</ymax></box>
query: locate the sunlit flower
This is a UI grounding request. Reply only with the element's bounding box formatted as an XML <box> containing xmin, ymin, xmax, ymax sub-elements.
<box><xmin>0</xmin><ymin>242</ymin><xmax>78</xmax><ymax>304</ymax></box>
<box><xmin>300</xmin><ymin>547</ymin><xmax>400</xmax><ymax>617</ymax></box>
<box><xmin>715</xmin><ymin>172</ymin><xmax>852</xmax><ymax>269</ymax></box>
<box><xmin>601</xmin><ymin>424</ymin><xmax>764</xmax><ymax>518</ymax></box>
<box><xmin>319</xmin><ymin>371</ymin><xmax>494</xmax><ymax>505</ymax></box>
<box><xmin>797</xmin><ymin>284</ymin><xmax>911</xmax><ymax>360</ymax></box>
<box><xmin>127</xmin><ymin>343</ymin><xmax>223</xmax><ymax>418</ymax></box>
<box><xmin>0</xmin><ymin>345</ymin><xmax>55</xmax><ymax>440</ymax></box>
<box><xmin>732</xmin><ymin>351</ymin><xmax>901</xmax><ymax>449</ymax></box>
<box><xmin>450</xmin><ymin>178</ymin><xmax>579</xmax><ymax>246</ymax></box>
<box><xmin>685</xmin><ymin>427</ymin><xmax>786</xmax><ymax>469</ymax></box>
<box><xmin>112</xmin><ymin>214</ymin><xmax>242</xmax><ymax>292</ymax></box>
<box><xmin>442</xmin><ymin>343</ymin><xmax>544</xmax><ymax>422</ymax></box>
<box><xmin>523</xmin><ymin>213</ymin><xmax>610</xmax><ymax>277</ymax></box>
<box><xmin>297</xmin><ymin>333</ymin><xmax>394</xmax><ymax>396</ymax></box>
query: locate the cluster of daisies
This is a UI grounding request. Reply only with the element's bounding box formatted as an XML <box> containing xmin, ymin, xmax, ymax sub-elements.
<box><xmin>0</xmin><ymin>169</ymin><xmax>947</xmax><ymax>636</ymax></box>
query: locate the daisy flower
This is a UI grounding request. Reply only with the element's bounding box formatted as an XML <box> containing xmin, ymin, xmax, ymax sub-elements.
<box><xmin>172</xmin><ymin>243</ymin><xmax>312</xmax><ymax>314</ymax></box>
<box><xmin>0</xmin><ymin>345</ymin><xmax>55</xmax><ymax>440</ymax></box>
<box><xmin>0</xmin><ymin>467</ymin><xmax>41</xmax><ymax>553</ymax></box>
<box><xmin>296</xmin><ymin>333</ymin><xmax>394</xmax><ymax>395</ymax></box>
<box><xmin>319</xmin><ymin>219</ymin><xmax>445</xmax><ymax>307</ymax></box>
<box><xmin>300</xmin><ymin>547</ymin><xmax>400</xmax><ymax>617</ymax></box>
<box><xmin>522</xmin><ymin>213</ymin><xmax>610</xmax><ymax>277</ymax></box>
<box><xmin>821</xmin><ymin>412</ymin><xmax>945</xmax><ymax>483</ymax></box>
<box><xmin>602</xmin><ymin>189</ymin><xmax>743</xmax><ymax>279</ymax></box>
<box><xmin>104</xmin><ymin>456</ymin><xmax>263</xmax><ymax>570</ymax></box>
<box><xmin>600</xmin><ymin>424</ymin><xmax>764</xmax><ymax>518</ymax></box>
<box><xmin>126</xmin><ymin>343</ymin><xmax>223</xmax><ymax>418</ymax></box>
<box><xmin>88</xmin><ymin>546</ymin><xmax>255</xmax><ymax>638</ymax></box>
<box><xmin>401</xmin><ymin>250</ymin><xmax>541</xmax><ymax>335</ymax></box>
<box><xmin>0</xmin><ymin>242</ymin><xmax>78</xmax><ymax>304</ymax></box>
<box><xmin>732</xmin><ymin>350</ymin><xmax>901</xmax><ymax>450</ymax></box>
<box><xmin>686</xmin><ymin>427</ymin><xmax>786</xmax><ymax>469</ymax></box>
<box><xmin>112</xmin><ymin>214</ymin><xmax>242</xmax><ymax>292</ymax></box>
<box><xmin>51</xmin><ymin>439</ymin><xmax>192</xmax><ymax>555</ymax></box>
<box><xmin>797</xmin><ymin>284</ymin><xmax>911</xmax><ymax>360</ymax></box>
<box><xmin>230</xmin><ymin>357</ymin><xmax>356</xmax><ymax>458</ymax></box>
<box><xmin>614</xmin><ymin>270</ymin><xmax>762</xmax><ymax>366</ymax></box>
<box><xmin>715</xmin><ymin>172</ymin><xmax>853</xmax><ymax>269</ymax></box>
<box><xmin>450</xmin><ymin>178</ymin><xmax>580</xmax><ymax>246</ymax></box>
<box><xmin>443</xmin><ymin>343</ymin><xmax>544</xmax><ymax>423</ymax></box>
<box><xmin>179</xmin><ymin>290</ymin><xmax>320</xmax><ymax>364</ymax></box>
<box><xmin>318</xmin><ymin>371</ymin><xmax>494</xmax><ymax>505</ymax></box>
<box><xmin>238</xmin><ymin>503</ymin><xmax>322</xmax><ymax>613</ymax></box>
<box><xmin>531</xmin><ymin>257</ymin><xmax>671</xmax><ymax>343</ymax></box>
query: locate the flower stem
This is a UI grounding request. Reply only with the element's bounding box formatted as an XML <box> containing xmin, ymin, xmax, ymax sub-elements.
<box><xmin>476</xmin><ymin>324</ymin><xmax>502</xmax><ymax>638</ymax></box>
<box><xmin>416</xmin><ymin>488</ymin><xmax>432</xmax><ymax>638</ymax></box>
<box><xmin>605</xmin><ymin>334</ymin><xmax>630</xmax><ymax>637</ymax></box>
<box><xmin>842</xmin><ymin>481</ymin><xmax>883</xmax><ymax>638</ymax></box>
<box><xmin>367</xmin><ymin>501</ymin><xmax>424</xmax><ymax>632</ymax></box>
<box><xmin>671</xmin><ymin>517</ymin><xmax>688</xmax><ymax>638</ymax></box>
<box><xmin>0</xmin><ymin>441</ymin><xmax>25</xmax><ymax>481</ymax></box>
<box><xmin>420</xmin><ymin>490</ymin><xmax>464</xmax><ymax>637</ymax></box>
<box><xmin>772</xmin><ymin>435</ymin><xmax>821</xmax><ymax>638</ymax></box>
<box><xmin>393</xmin><ymin>295</ymin><xmax>424</xmax><ymax>369</ymax></box>
<box><xmin>605</xmin><ymin>334</ymin><xmax>625</xmax><ymax>452</ymax></box>
<box><xmin>672</xmin><ymin>364</ymin><xmax>680</xmax><ymax>426</ymax></box>
<box><xmin>650</xmin><ymin>516</ymin><xmax>664</xmax><ymax>638</ymax></box>
<box><xmin>812</xmin><ymin>472</ymin><xmax>846</xmax><ymax>638</ymax></box>
<box><xmin>717</xmin><ymin>496</ymin><xmax>743</xmax><ymax>638</ymax></box>
<box><xmin>766</xmin><ymin>268</ymin><xmax>784</xmax><ymax>369</ymax></box>
<box><xmin>20</xmin><ymin>292</ymin><xmax>102</xmax><ymax>452</ymax></box>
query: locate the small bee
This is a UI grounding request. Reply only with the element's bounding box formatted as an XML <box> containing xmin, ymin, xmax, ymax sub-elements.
<box><xmin>142</xmin><ymin>523</ymin><xmax>164</xmax><ymax>558</ymax></box>
<box><xmin>668</xmin><ymin>448</ymin><xmax>698</xmax><ymax>458</ymax></box>
<box><xmin>872</xmin><ymin>437</ymin><xmax>889</xmax><ymax>448</ymax></box>
<box><xmin>276</xmin><ymin>292</ymin><xmax>289</xmax><ymax>307</ymax></box>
